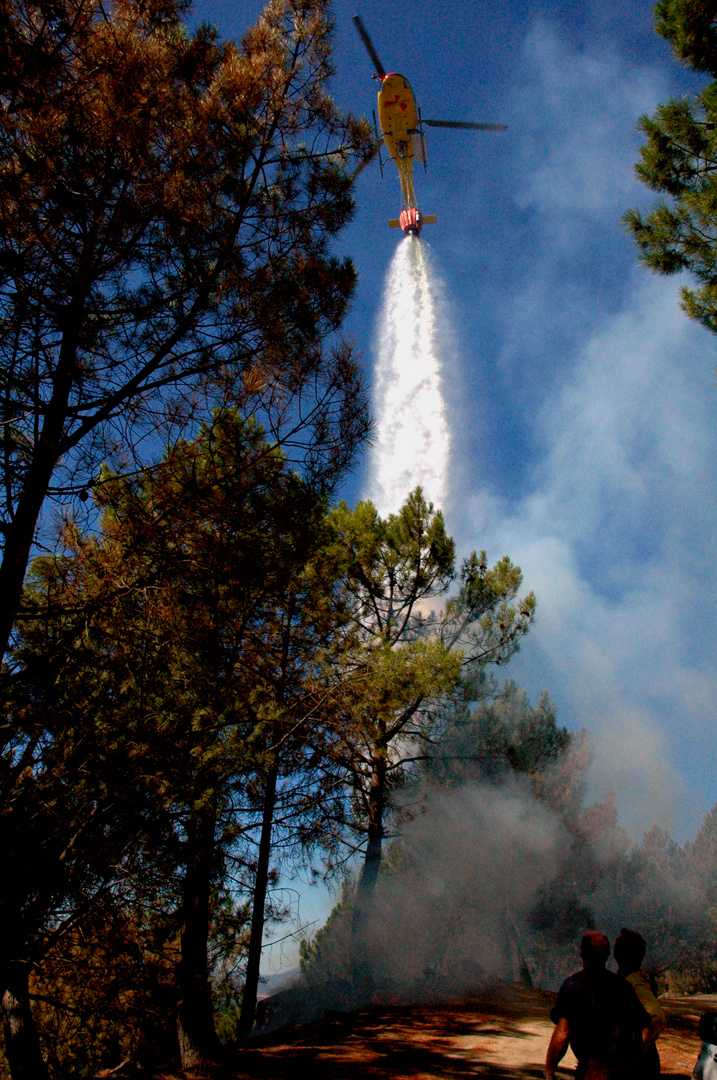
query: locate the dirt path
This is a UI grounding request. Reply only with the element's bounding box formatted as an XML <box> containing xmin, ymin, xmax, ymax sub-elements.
<box><xmin>659</xmin><ymin>995</ymin><xmax>717</xmax><ymax>1077</ymax></box>
<box><xmin>179</xmin><ymin>986</ymin><xmax>713</xmax><ymax>1080</ymax></box>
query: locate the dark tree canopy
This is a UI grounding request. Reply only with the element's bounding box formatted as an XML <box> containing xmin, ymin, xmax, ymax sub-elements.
<box><xmin>653</xmin><ymin>0</ymin><xmax>717</xmax><ymax>75</ymax></box>
<box><xmin>423</xmin><ymin>679</ymin><xmax>570</xmax><ymax>789</ymax></box>
<box><xmin>6</xmin><ymin>409</ymin><xmax>358</xmax><ymax>1069</ymax></box>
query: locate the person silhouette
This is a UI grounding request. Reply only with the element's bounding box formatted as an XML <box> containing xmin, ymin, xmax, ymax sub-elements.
<box><xmin>545</xmin><ymin>931</ymin><xmax>651</xmax><ymax>1080</ymax></box>
<box><xmin>614</xmin><ymin>928</ymin><xmax>666</xmax><ymax>1079</ymax></box>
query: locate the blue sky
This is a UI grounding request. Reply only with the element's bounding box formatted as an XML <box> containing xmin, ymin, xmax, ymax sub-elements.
<box><xmin>193</xmin><ymin>0</ymin><xmax>717</xmax><ymax>850</ymax></box>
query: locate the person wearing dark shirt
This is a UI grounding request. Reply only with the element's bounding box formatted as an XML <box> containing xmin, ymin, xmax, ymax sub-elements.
<box><xmin>545</xmin><ymin>931</ymin><xmax>652</xmax><ymax>1080</ymax></box>
<box><xmin>614</xmin><ymin>928</ymin><xmax>665</xmax><ymax>1079</ymax></box>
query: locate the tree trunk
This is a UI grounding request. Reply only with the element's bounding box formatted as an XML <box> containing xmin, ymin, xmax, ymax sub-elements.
<box><xmin>505</xmin><ymin>904</ymin><xmax>533</xmax><ymax>988</ymax></box>
<box><xmin>0</xmin><ymin>327</ymin><xmax>81</xmax><ymax>662</ymax></box>
<box><xmin>0</xmin><ymin>452</ymin><xmax>62</xmax><ymax>662</ymax></box>
<box><xmin>176</xmin><ymin>800</ymin><xmax>221</xmax><ymax>1069</ymax></box>
<box><xmin>1</xmin><ymin>960</ymin><xmax>50</xmax><ymax>1080</ymax></box>
<box><xmin>351</xmin><ymin>742</ymin><xmax>387</xmax><ymax>992</ymax></box>
<box><xmin>238</xmin><ymin>760</ymin><xmax>279</xmax><ymax>1040</ymax></box>
<box><xmin>353</xmin><ymin>750</ymin><xmax>386</xmax><ymax>922</ymax></box>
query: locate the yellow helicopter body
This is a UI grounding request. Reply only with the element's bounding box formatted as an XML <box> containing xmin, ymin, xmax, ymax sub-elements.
<box><xmin>377</xmin><ymin>73</ymin><xmax>424</xmax><ymax>216</ymax></box>
<box><xmin>378</xmin><ymin>74</ymin><xmax>420</xmax><ymax>164</ymax></box>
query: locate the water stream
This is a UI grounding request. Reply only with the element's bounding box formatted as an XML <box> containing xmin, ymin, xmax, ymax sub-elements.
<box><xmin>368</xmin><ymin>236</ymin><xmax>450</xmax><ymax>515</ymax></box>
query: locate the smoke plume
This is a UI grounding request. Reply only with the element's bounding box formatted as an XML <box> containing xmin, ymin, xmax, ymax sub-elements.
<box><xmin>295</xmin><ymin>774</ymin><xmax>714</xmax><ymax>1009</ymax></box>
<box><xmin>364</xmin><ymin>780</ymin><xmax>566</xmax><ymax>991</ymax></box>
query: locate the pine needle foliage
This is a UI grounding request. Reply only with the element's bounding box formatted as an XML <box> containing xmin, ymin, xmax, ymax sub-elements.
<box><xmin>624</xmin><ymin>0</ymin><xmax>717</xmax><ymax>334</ymax></box>
<box><xmin>0</xmin><ymin>0</ymin><xmax>372</xmax><ymax>658</ymax></box>
<box><xmin>324</xmin><ymin>489</ymin><xmax>536</xmax><ymax>937</ymax></box>
<box><xmin>3</xmin><ymin>410</ymin><xmax>362</xmax><ymax>1071</ymax></box>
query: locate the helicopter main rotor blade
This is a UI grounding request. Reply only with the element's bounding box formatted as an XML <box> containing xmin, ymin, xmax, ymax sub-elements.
<box><xmin>422</xmin><ymin>119</ymin><xmax>508</xmax><ymax>131</ymax></box>
<box><xmin>352</xmin><ymin>15</ymin><xmax>386</xmax><ymax>80</ymax></box>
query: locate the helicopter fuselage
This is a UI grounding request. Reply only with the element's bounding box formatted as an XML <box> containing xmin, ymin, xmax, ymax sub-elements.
<box><xmin>378</xmin><ymin>73</ymin><xmax>419</xmax><ymax>164</ymax></box>
<box><xmin>377</xmin><ymin>73</ymin><xmax>430</xmax><ymax>232</ymax></box>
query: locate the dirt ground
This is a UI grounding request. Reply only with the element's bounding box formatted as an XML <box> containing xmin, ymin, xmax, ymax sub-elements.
<box><xmin>206</xmin><ymin>986</ymin><xmax>716</xmax><ymax>1080</ymax></box>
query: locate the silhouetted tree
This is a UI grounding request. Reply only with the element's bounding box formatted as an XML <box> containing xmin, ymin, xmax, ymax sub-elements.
<box><xmin>7</xmin><ymin>402</ymin><xmax>370</xmax><ymax>1070</ymax></box>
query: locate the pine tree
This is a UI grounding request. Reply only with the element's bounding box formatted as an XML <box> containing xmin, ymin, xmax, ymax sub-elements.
<box><xmin>326</xmin><ymin>489</ymin><xmax>535</xmax><ymax>973</ymax></box>
<box><xmin>422</xmin><ymin>678</ymin><xmax>570</xmax><ymax>791</ymax></box>
<box><xmin>5</xmin><ymin>410</ymin><xmax>363</xmax><ymax>1071</ymax></box>
<box><xmin>624</xmin><ymin>0</ymin><xmax>717</xmax><ymax>333</ymax></box>
<box><xmin>0</xmin><ymin>0</ymin><xmax>372</xmax><ymax>659</ymax></box>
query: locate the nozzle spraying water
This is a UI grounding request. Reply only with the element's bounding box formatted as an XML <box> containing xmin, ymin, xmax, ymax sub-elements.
<box><xmin>368</xmin><ymin>237</ymin><xmax>450</xmax><ymax>515</ymax></box>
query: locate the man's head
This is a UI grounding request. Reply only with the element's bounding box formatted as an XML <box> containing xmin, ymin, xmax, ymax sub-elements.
<box><xmin>580</xmin><ymin>931</ymin><xmax>610</xmax><ymax>969</ymax></box>
<box><xmin>613</xmin><ymin>928</ymin><xmax>646</xmax><ymax>974</ymax></box>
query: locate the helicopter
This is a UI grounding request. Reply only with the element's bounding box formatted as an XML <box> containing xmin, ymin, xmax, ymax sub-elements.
<box><xmin>353</xmin><ymin>15</ymin><xmax>507</xmax><ymax>236</ymax></box>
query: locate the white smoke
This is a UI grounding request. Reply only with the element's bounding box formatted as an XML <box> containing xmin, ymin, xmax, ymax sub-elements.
<box><xmin>298</xmin><ymin>778</ymin><xmax>571</xmax><ymax>1001</ymax></box>
<box><xmin>364</xmin><ymin>780</ymin><xmax>567</xmax><ymax>990</ymax></box>
<box><xmin>368</xmin><ymin>236</ymin><xmax>450</xmax><ymax>516</ymax></box>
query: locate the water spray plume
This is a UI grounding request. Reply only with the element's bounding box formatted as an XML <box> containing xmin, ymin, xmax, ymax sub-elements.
<box><xmin>368</xmin><ymin>237</ymin><xmax>450</xmax><ymax>515</ymax></box>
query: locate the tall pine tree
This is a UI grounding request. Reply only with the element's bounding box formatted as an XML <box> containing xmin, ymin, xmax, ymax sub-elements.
<box><xmin>326</xmin><ymin>489</ymin><xmax>535</xmax><ymax>978</ymax></box>
<box><xmin>0</xmin><ymin>0</ymin><xmax>372</xmax><ymax>659</ymax></box>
